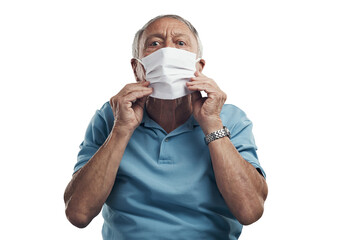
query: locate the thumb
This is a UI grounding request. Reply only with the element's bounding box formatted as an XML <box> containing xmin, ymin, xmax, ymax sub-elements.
<box><xmin>191</xmin><ymin>91</ymin><xmax>202</xmax><ymax>105</ymax></box>
<box><xmin>134</xmin><ymin>96</ymin><xmax>147</xmax><ymax>110</ymax></box>
<box><xmin>132</xmin><ymin>97</ymin><xmax>147</xmax><ymax>123</ymax></box>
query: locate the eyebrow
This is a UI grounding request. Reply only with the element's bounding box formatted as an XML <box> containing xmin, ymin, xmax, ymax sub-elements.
<box><xmin>145</xmin><ymin>33</ymin><xmax>165</xmax><ymax>41</ymax></box>
<box><xmin>173</xmin><ymin>33</ymin><xmax>191</xmax><ymax>38</ymax></box>
<box><xmin>144</xmin><ymin>33</ymin><xmax>192</xmax><ymax>44</ymax></box>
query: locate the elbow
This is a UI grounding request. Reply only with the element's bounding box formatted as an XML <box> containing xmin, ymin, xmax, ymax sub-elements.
<box><xmin>65</xmin><ymin>204</ymin><xmax>92</xmax><ymax>228</ymax></box>
<box><xmin>238</xmin><ymin>178</ymin><xmax>268</xmax><ymax>225</ymax></box>
<box><xmin>236</xmin><ymin>191</ymin><xmax>267</xmax><ymax>225</ymax></box>
<box><xmin>64</xmin><ymin>180</ymin><xmax>93</xmax><ymax>228</ymax></box>
<box><xmin>236</xmin><ymin>203</ymin><xmax>265</xmax><ymax>225</ymax></box>
<box><xmin>234</xmin><ymin>175</ymin><xmax>268</xmax><ymax>225</ymax></box>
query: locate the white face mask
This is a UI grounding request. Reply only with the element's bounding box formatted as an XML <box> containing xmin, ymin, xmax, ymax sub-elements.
<box><xmin>136</xmin><ymin>47</ymin><xmax>201</xmax><ymax>100</ymax></box>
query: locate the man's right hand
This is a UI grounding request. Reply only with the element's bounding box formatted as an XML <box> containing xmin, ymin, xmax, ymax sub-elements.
<box><xmin>65</xmin><ymin>81</ymin><xmax>152</xmax><ymax>228</ymax></box>
<box><xmin>110</xmin><ymin>81</ymin><xmax>152</xmax><ymax>133</ymax></box>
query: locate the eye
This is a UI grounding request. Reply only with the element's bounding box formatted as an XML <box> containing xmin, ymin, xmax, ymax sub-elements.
<box><xmin>178</xmin><ymin>41</ymin><xmax>185</xmax><ymax>46</ymax></box>
<box><xmin>150</xmin><ymin>41</ymin><xmax>160</xmax><ymax>46</ymax></box>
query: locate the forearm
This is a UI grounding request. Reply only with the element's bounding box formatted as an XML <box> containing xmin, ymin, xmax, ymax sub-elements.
<box><xmin>64</xmin><ymin>126</ymin><xmax>132</xmax><ymax>228</ymax></box>
<box><xmin>208</xmin><ymin>136</ymin><xmax>268</xmax><ymax>225</ymax></box>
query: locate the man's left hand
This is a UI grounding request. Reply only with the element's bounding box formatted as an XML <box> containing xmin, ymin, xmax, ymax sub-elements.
<box><xmin>186</xmin><ymin>71</ymin><xmax>227</xmax><ymax>135</ymax></box>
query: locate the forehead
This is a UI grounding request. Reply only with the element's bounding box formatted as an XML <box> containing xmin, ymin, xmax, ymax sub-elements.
<box><xmin>144</xmin><ymin>17</ymin><xmax>193</xmax><ymax>35</ymax></box>
<box><xmin>141</xmin><ymin>17</ymin><xmax>196</xmax><ymax>42</ymax></box>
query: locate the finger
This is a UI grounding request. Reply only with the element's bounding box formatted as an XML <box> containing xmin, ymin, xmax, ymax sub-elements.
<box><xmin>190</xmin><ymin>75</ymin><xmax>210</xmax><ymax>82</ymax></box>
<box><xmin>191</xmin><ymin>91</ymin><xmax>204</xmax><ymax>112</ymax></box>
<box><xmin>187</xmin><ymin>82</ymin><xmax>216</xmax><ymax>94</ymax></box>
<box><xmin>139</xmin><ymin>80</ymin><xmax>150</xmax><ymax>86</ymax></box>
<box><xmin>191</xmin><ymin>91</ymin><xmax>202</xmax><ymax>104</ymax></box>
<box><xmin>188</xmin><ymin>84</ymin><xmax>224</xmax><ymax>103</ymax></box>
<box><xmin>133</xmin><ymin>96</ymin><xmax>147</xmax><ymax>111</ymax></box>
<box><xmin>123</xmin><ymin>88</ymin><xmax>153</xmax><ymax>103</ymax></box>
<box><xmin>187</xmin><ymin>77</ymin><xmax>220</xmax><ymax>93</ymax></box>
<box><xmin>121</xmin><ymin>82</ymin><xmax>151</xmax><ymax>97</ymax></box>
<box><xmin>187</xmin><ymin>78</ymin><xmax>211</xmax><ymax>86</ymax></box>
<box><xmin>194</xmin><ymin>71</ymin><xmax>206</xmax><ymax>78</ymax></box>
<box><xmin>126</xmin><ymin>81</ymin><xmax>150</xmax><ymax>90</ymax></box>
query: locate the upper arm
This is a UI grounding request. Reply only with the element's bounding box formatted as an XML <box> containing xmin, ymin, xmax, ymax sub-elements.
<box><xmin>74</xmin><ymin>102</ymin><xmax>114</xmax><ymax>174</ymax></box>
<box><xmin>221</xmin><ymin>105</ymin><xmax>266</xmax><ymax>178</ymax></box>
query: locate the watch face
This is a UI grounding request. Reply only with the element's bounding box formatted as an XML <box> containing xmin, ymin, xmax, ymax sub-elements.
<box><xmin>224</xmin><ymin>127</ymin><xmax>230</xmax><ymax>138</ymax></box>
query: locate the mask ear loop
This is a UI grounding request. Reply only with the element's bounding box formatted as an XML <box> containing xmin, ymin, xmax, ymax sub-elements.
<box><xmin>135</xmin><ymin>58</ymin><xmax>143</xmax><ymax>65</ymax></box>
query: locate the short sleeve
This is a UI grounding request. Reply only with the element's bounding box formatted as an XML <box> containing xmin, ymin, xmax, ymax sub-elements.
<box><xmin>73</xmin><ymin>102</ymin><xmax>114</xmax><ymax>174</ymax></box>
<box><xmin>221</xmin><ymin>105</ymin><xmax>266</xmax><ymax>178</ymax></box>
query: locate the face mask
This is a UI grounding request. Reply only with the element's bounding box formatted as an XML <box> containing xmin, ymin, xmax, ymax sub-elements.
<box><xmin>136</xmin><ymin>47</ymin><xmax>201</xmax><ymax>100</ymax></box>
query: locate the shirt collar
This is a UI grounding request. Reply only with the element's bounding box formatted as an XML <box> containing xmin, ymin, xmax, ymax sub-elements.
<box><xmin>140</xmin><ymin>108</ymin><xmax>200</xmax><ymax>133</ymax></box>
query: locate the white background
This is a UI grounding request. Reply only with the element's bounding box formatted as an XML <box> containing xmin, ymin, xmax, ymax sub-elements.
<box><xmin>1</xmin><ymin>0</ymin><xmax>336</xmax><ymax>239</ymax></box>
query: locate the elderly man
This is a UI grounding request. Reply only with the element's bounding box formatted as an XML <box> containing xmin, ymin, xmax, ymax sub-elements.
<box><xmin>64</xmin><ymin>14</ymin><xmax>268</xmax><ymax>239</ymax></box>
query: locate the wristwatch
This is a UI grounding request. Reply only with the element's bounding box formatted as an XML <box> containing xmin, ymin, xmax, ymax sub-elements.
<box><xmin>204</xmin><ymin>126</ymin><xmax>231</xmax><ymax>145</ymax></box>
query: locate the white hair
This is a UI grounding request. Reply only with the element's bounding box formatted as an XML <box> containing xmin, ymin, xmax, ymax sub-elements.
<box><xmin>132</xmin><ymin>14</ymin><xmax>203</xmax><ymax>59</ymax></box>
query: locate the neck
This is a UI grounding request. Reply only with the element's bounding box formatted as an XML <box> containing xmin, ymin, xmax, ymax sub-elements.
<box><xmin>146</xmin><ymin>95</ymin><xmax>193</xmax><ymax>133</ymax></box>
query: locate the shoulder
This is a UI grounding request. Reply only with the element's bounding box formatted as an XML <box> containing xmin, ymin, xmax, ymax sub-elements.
<box><xmin>219</xmin><ymin>104</ymin><xmax>253</xmax><ymax>135</ymax></box>
<box><xmin>220</xmin><ymin>104</ymin><xmax>251</xmax><ymax>125</ymax></box>
<box><xmin>96</xmin><ymin>101</ymin><xmax>114</xmax><ymax>120</ymax></box>
<box><xmin>89</xmin><ymin>101</ymin><xmax>114</xmax><ymax>134</ymax></box>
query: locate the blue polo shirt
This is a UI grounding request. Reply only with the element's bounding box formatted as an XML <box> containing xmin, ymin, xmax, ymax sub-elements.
<box><xmin>74</xmin><ymin>101</ymin><xmax>266</xmax><ymax>240</ymax></box>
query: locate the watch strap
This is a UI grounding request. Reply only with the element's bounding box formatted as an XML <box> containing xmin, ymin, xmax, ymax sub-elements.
<box><xmin>204</xmin><ymin>126</ymin><xmax>231</xmax><ymax>145</ymax></box>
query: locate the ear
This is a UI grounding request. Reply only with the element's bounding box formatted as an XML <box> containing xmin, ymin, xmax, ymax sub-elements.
<box><xmin>131</xmin><ymin>58</ymin><xmax>140</xmax><ymax>81</ymax></box>
<box><xmin>197</xmin><ymin>59</ymin><xmax>206</xmax><ymax>73</ymax></box>
<box><xmin>131</xmin><ymin>58</ymin><xmax>145</xmax><ymax>82</ymax></box>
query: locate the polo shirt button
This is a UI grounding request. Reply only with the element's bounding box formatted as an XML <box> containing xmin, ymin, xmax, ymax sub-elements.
<box><xmin>165</xmin><ymin>138</ymin><xmax>169</xmax><ymax>142</ymax></box>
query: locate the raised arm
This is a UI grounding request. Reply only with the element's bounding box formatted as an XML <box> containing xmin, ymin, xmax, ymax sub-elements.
<box><xmin>187</xmin><ymin>72</ymin><xmax>268</xmax><ymax>225</ymax></box>
<box><xmin>64</xmin><ymin>81</ymin><xmax>152</xmax><ymax>228</ymax></box>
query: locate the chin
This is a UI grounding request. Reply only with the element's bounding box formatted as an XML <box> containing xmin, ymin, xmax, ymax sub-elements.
<box><xmin>149</xmin><ymin>95</ymin><xmax>191</xmax><ymax>104</ymax></box>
